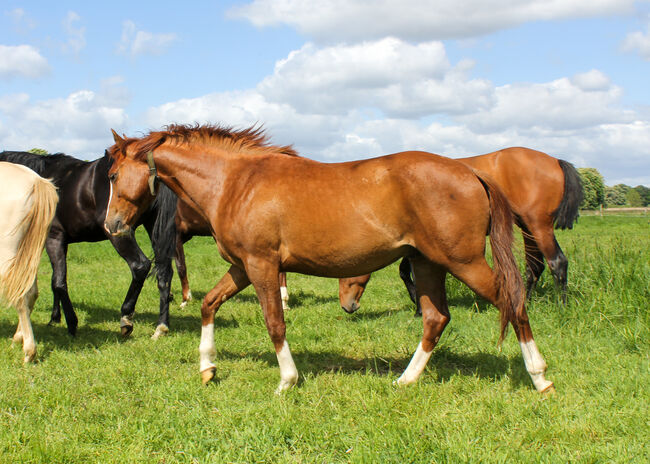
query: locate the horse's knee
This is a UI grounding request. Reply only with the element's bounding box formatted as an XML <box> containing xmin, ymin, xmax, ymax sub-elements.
<box><xmin>132</xmin><ymin>259</ymin><xmax>151</xmax><ymax>280</ymax></box>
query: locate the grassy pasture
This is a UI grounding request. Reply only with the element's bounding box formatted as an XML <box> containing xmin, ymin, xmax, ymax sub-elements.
<box><xmin>0</xmin><ymin>216</ymin><xmax>648</xmax><ymax>463</ymax></box>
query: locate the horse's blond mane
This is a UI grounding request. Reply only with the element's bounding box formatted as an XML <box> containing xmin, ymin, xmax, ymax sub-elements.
<box><xmin>122</xmin><ymin>123</ymin><xmax>298</xmax><ymax>160</ymax></box>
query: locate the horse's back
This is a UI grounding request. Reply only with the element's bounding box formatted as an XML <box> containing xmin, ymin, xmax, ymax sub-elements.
<box><xmin>459</xmin><ymin>147</ymin><xmax>565</xmax><ymax>220</ymax></box>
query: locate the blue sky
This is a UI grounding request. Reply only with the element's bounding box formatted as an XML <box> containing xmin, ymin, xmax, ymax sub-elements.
<box><xmin>1</xmin><ymin>1</ymin><xmax>649</xmax><ymax>186</ymax></box>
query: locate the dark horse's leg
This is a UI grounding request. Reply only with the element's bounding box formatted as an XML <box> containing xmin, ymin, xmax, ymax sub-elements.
<box><xmin>107</xmin><ymin>233</ymin><xmax>151</xmax><ymax>337</ymax></box>
<box><xmin>45</xmin><ymin>232</ymin><xmax>79</xmax><ymax>336</ymax></box>
<box><xmin>144</xmin><ymin>222</ymin><xmax>174</xmax><ymax>339</ymax></box>
<box><xmin>398</xmin><ymin>258</ymin><xmax>420</xmax><ymax>315</ymax></box>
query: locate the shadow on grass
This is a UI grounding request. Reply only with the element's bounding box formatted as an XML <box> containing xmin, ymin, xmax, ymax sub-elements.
<box><xmin>210</xmin><ymin>345</ymin><xmax>532</xmax><ymax>388</ymax></box>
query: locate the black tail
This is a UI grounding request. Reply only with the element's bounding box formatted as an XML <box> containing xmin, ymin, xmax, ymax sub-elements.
<box><xmin>553</xmin><ymin>159</ymin><xmax>583</xmax><ymax>230</ymax></box>
<box><xmin>149</xmin><ymin>184</ymin><xmax>178</xmax><ymax>278</ymax></box>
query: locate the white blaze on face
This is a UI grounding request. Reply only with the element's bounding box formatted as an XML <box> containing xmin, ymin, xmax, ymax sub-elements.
<box><xmin>105</xmin><ymin>180</ymin><xmax>114</xmax><ymax>233</ymax></box>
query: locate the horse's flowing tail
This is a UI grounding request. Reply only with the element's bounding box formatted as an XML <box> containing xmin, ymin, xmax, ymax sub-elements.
<box><xmin>475</xmin><ymin>173</ymin><xmax>525</xmax><ymax>345</ymax></box>
<box><xmin>1</xmin><ymin>177</ymin><xmax>58</xmax><ymax>307</ymax></box>
<box><xmin>553</xmin><ymin>159</ymin><xmax>583</xmax><ymax>230</ymax></box>
<box><xmin>149</xmin><ymin>183</ymin><xmax>178</xmax><ymax>278</ymax></box>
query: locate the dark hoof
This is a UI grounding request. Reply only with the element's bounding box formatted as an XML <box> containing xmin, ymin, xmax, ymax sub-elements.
<box><xmin>121</xmin><ymin>325</ymin><xmax>134</xmax><ymax>337</ymax></box>
<box><xmin>48</xmin><ymin>319</ymin><xmax>60</xmax><ymax>326</ymax></box>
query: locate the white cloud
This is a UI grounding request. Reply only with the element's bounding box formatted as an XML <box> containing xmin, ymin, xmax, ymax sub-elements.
<box><xmin>117</xmin><ymin>20</ymin><xmax>177</xmax><ymax>57</ymax></box>
<box><xmin>621</xmin><ymin>22</ymin><xmax>650</xmax><ymax>60</ymax></box>
<box><xmin>62</xmin><ymin>11</ymin><xmax>86</xmax><ymax>54</ymax></box>
<box><xmin>0</xmin><ymin>45</ymin><xmax>50</xmax><ymax>79</ymax></box>
<box><xmin>258</xmin><ymin>38</ymin><xmax>493</xmax><ymax>118</ymax></box>
<box><xmin>456</xmin><ymin>72</ymin><xmax>634</xmax><ymax>133</ymax></box>
<box><xmin>6</xmin><ymin>8</ymin><xmax>36</xmax><ymax>31</ymax></box>
<box><xmin>0</xmin><ymin>90</ymin><xmax>128</xmax><ymax>156</ymax></box>
<box><xmin>230</xmin><ymin>0</ymin><xmax>634</xmax><ymax>43</ymax></box>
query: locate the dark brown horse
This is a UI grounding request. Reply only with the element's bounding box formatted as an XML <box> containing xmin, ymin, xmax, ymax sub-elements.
<box><xmin>104</xmin><ymin>124</ymin><xmax>553</xmax><ymax>394</ymax></box>
<box><xmin>174</xmin><ymin>200</ymin><xmax>289</xmax><ymax>310</ymax></box>
<box><xmin>339</xmin><ymin>147</ymin><xmax>583</xmax><ymax>313</ymax></box>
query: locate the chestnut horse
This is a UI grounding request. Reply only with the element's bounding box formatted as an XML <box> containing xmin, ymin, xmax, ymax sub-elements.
<box><xmin>104</xmin><ymin>124</ymin><xmax>553</xmax><ymax>394</ymax></box>
<box><xmin>1</xmin><ymin>162</ymin><xmax>58</xmax><ymax>363</ymax></box>
<box><xmin>339</xmin><ymin>147</ymin><xmax>583</xmax><ymax>313</ymax></box>
<box><xmin>174</xmin><ymin>200</ymin><xmax>289</xmax><ymax>310</ymax></box>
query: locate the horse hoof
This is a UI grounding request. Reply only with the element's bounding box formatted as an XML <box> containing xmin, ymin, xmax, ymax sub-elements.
<box><xmin>541</xmin><ymin>382</ymin><xmax>556</xmax><ymax>395</ymax></box>
<box><xmin>47</xmin><ymin>319</ymin><xmax>60</xmax><ymax>326</ymax></box>
<box><xmin>179</xmin><ymin>300</ymin><xmax>188</xmax><ymax>309</ymax></box>
<box><xmin>121</xmin><ymin>325</ymin><xmax>133</xmax><ymax>338</ymax></box>
<box><xmin>200</xmin><ymin>367</ymin><xmax>216</xmax><ymax>385</ymax></box>
<box><xmin>151</xmin><ymin>324</ymin><xmax>169</xmax><ymax>340</ymax></box>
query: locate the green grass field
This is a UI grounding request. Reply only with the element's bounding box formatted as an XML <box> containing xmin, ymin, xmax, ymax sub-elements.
<box><xmin>1</xmin><ymin>216</ymin><xmax>648</xmax><ymax>463</ymax></box>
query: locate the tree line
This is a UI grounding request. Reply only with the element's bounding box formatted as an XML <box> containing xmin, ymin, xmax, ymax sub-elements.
<box><xmin>578</xmin><ymin>168</ymin><xmax>650</xmax><ymax>210</ymax></box>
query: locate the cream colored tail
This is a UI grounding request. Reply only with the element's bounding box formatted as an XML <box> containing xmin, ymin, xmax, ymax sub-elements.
<box><xmin>1</xmin><ymin>177</ymin><xmax>58</xmax><ymax>307</ymax></box>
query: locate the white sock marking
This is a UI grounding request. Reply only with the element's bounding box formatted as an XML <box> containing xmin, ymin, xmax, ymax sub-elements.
<box><xmin>199</xmin><ymin>323</ymin><xmax>216</xmax><ymax>372</ymax></box>
<box><xmin>396</xmin><ymin>342</ymin><xmax>433</xmax><ymax>385</ymax></box>
<box><xmin>275</xmin><ymin>339</ymin><xmax>298</xmax><ymax>393</ymax></box>
<box><xmin>519</xmin><ymin>340</ymin><xmax>553</xmax><ymax>392</ymax></box>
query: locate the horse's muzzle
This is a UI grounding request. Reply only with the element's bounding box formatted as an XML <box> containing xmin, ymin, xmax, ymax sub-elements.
<box><xmin>341</xmin><ymin>301</ymin><xmax>360</xmax><ymax>314</ymax></box>
<box><xmin>104</xmin><ymin>217</ymin><xmax>131</xmax><ymax>237</ymax></box>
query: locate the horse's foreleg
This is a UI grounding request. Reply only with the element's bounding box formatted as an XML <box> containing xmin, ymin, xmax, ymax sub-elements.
<box><xmin>45</xmin><ymin>235</ymin><xmax>78</xmax><ymax>335</ymax></box>
<box><xmin>175</xmin><ymin>235</ymin><xmax>192</xmax><ymax>308</ymax></box>
<box><xmin>199</xmin><ymin>265</ymin><xmax>250</xmax><ymax>384</ymax></box>
<box><xmin>396</xmin><ymin>259</ymin><xmax>449</xmax><ymax>385</ymax></box>
<box><xmin>246</xmin><ymin>259</ymin><xmax>298</xmax><ymax>394</ymax></box>
<box><xmin>109</xmin><ymin>235</ymin><xmax>151</xmax><ymax>337</ymax></box>
<box><xmin>279</xmin><ymin>272</ymin><xmax>289</xmax><ymax>311</ymax></box>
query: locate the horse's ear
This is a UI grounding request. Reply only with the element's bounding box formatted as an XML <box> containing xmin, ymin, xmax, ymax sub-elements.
<box><xmin>111</xmin><ymin>129</ymin><xmax>124</xmax><ymax>144</ymax></box>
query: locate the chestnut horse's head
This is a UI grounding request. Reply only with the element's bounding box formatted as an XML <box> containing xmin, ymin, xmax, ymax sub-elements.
<box><xmin>104</xmin><ymin>130</ymin><xmax>158</xmax><ymax>236</ymax></box>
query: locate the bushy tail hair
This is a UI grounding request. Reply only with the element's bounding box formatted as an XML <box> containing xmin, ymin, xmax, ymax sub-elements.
<box><xmin>474</xmin><ymin>172</ymin><xmax>525</xmax><ymax>345</ymax></box>
<box><xmin>553</xmin><ymin>159</ymin><xmax>583</xmax><ymax>230</ymax></box>
<box><xmin>1</xmin><ymin>178</ymin><xmax>58</xmax><ymax>307</ymax></box>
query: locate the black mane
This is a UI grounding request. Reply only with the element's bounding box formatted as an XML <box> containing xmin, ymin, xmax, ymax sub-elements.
<box><xmin>0</xmin><ymin>151</ymin><xmax>88</xmax><ymax>177</ymax></box>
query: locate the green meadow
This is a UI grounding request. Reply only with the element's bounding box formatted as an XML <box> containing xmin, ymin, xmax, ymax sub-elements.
<box><xmin>1</xmin><ymin>216</ymin><xmax>648</xmax><ymax>463</ymax></box>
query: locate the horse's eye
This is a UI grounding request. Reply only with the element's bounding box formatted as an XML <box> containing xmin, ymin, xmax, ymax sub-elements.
<box><xmin>109</xmin><ymin>172</ymin><xmax>117</xmax><ymax>182</ymax></box>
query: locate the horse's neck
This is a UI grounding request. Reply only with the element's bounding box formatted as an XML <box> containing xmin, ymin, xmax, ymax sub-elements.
<box><xmin>157</xmin><ymin>147</ymin><xmax>228</xmax><ymax>222</ymax></box>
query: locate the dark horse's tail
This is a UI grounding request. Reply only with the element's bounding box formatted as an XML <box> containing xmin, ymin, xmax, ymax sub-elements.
<box><xmin>474</xmin><ymin>173</ymin><xmax>525</xmax><ymax>345</ymax></box>
<box><xmin>553</xmin><ymin>159</ymin><xmax>583</xmax><ymax>230</ymax></box>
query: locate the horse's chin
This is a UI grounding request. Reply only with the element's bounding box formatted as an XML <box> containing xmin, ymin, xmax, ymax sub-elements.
<box><xmin>341</xmin><ymin>302</ymin><xmax>360</xmax><ymax>314</ymax></box>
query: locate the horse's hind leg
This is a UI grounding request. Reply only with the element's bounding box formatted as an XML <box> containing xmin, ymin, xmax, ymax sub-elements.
<box><xmin>14</xmin><ymin>280</ymin><xmax>38</xmax><ymax>362</ymax></box>
<box><xmin>522</xmin><ymin>231</ymin><xmax>546</xmax><ymax>298</ymax></box>
<box><xmin>199</xmin><ymin>265</ymin><xmax>251</xmax><ymax>384</ymax></box>
<box><xmin>451</xmin><ymin>258</ymin><xmax>553</xmax><ymax>392</ymax></box>
<box><xmin>45</xmin><ymin>234</ymin><xmax>78</xmax><ymax>335</ymax></box>
<box><xmin>396</xmin><ymin>258</ymin><xmax>449</xmax><ymax>385</ymax></box>
<box><xmin>528</xmin><ymin>224</ymin><xmax>569</xmax><ymax>304</ymax></box>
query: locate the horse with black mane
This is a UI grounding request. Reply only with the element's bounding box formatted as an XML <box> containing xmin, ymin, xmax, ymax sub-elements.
<box><xmin>104</xmin><ymin>124</ymin><xmax>553</xmax><ymax>394</ymax></box>
<box><xmin>0</xmin><ymin>150</ymin><xmax>177</xmax><ymax>338</ymax></box>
